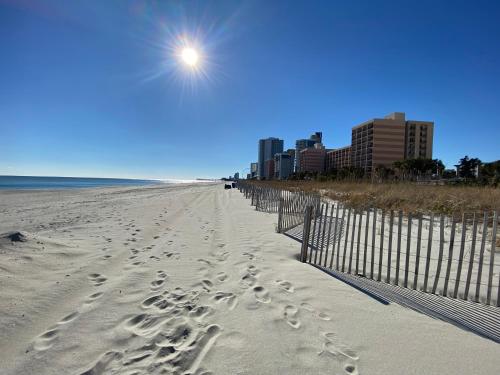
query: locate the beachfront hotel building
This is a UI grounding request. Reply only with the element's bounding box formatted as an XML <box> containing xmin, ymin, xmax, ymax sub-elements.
<box><xmin>264</xmin><ymin>159</ymin><xmax>275</xmax><ymax>180</ymax></box>
<box><xmin>294</xmin><ymin>132</ymin><xmax>322</xmax><ymax>172</ymax></box>
<box><xmin>350</xmin><ymin>112</ymin><xmax>433</xmax><ymax>175</ymax></box>
<box><xmin>249</xmin><ymin>162</ymin><xmax>258</xmax><ymax>179</ymax></box>
<box><xmin>405</xmin><ymin>120</ymin><xmax>434</xmax><ymax>159</ymax></box>
<box><xmin>258</xmin><ymin>137</ymin><xmax>283</xmax><ymax>179</ymax></box>
<box><xmin>326</xmin><ymin>146</ymin><xmax>352</xmax><ymax>171</ymax></box>
<box><xmin>274</xmin><ymin>153</ymin><xmax>294</xmax><ymax>180</ymax></box>
<box><xmin>299</xmin><ymin>143</ymin><xmax>326</xmax><ymax>173</ymax></box>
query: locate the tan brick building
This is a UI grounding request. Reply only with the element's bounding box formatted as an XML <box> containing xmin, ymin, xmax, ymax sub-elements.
<box><xmin>350</xmin><ymin>112</ymin><xmax>433</xmax><ymax>175</ymax></box>
<box><xmin>299</xmin><ymin>144</ymin><xmax>326</xmax><ymax>173</ymax></box>
<box><xmin>326</xmin><ymin>146</ymin><xmax>351</xmax><ymax>171</ymax></box>
<box><xmin>405</xmin><ymin>120</ymin><xmax>433</xmax><ymax>159</ymax></box>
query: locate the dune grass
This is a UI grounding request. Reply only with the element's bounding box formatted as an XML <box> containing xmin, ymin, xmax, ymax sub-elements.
<box><xmin>248</xmin><ymin>180</ymin><xmax>500</xmax><ymax>217</ymax></box>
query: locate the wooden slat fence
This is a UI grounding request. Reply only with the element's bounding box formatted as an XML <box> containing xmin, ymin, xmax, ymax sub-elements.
<box><xmin>301</xmin><ymin>202</ymin><xmax>500</xmax><ymax>307</ymax></box>
<box><xmin>238</xmin><ymin>182</ymin><xmax>320</xmax><ymax>232</ymax></box>
<box><xmin>237</xmin><ymin>182</ymin><xmax>500</xmax><ymax>307</ymax></box>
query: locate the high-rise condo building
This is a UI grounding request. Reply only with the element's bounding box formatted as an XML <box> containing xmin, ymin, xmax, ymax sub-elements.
<box><xmin>350</xmin><ymin>112</ymin><xmax>433</xmax><ymax>175</ymax></box>
<box><xmin>250</xmin><ymin>162</ymin><xmax>258</xmax><ymax>179</ymax></box>
<box><xmin>258</xmin><ymin>137</ymin><xmax>284</xmax><ymax>179</ymax></box>
<box><xmin>326</xmin><ymin>146</ymin><xmax>352</xmax><ymax>171</ymax></box>
<box><xmin>299</xmin><ymin>143</ymin><xmax>326</xmax><ymax>173</ymax></box>
<box><xmin>405</xmin><ymin>121</ymin><xmax>433</xmax><ymax>159</ymax></box>
<box><xmin>274</xmin><ymin>153</ymin><xmax>294</xmax><ymax>180</ymax></box>
<box><xmin>295</xmin><ymin>132</ymin><xmax>322</xmax><ymax>172</ymax></box>
<box><xmin>264</xmin><ymin>159</ymin><xmax>275</xmax><ymax>180</ymax></box>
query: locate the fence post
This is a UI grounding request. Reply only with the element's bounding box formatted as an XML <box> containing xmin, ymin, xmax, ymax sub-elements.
<box><xmin>377</xmin><ymin>210</ymin><xmax>385</xmax><ymax>281</ymax></box>
<box><xmin>475</xmin><ymin>212</ymin><xmax>489</xmax><ymax>302</ymax></box>
<box><xmin>318</xmin><ymin>203</ymin><xmax>329</xmax><ymax>265</ymax></box>
<box><xmin>370</xmin><ymin>208</ymin><xmax>377</xmax><ymax>279</ymax></box>
<box><xmin>308</xmin><ymin>204</ymin><xmax>320</xmax><ymax>263</ymax></box>
<box><xmin>336</xmin><ymin>206</ymin><xmax>346</xmax><ymax>270</ymax></box>
<box><xmin>453</xmin><ymin>213</ymin><xmax>467</xmax><ymax>298</ymax></box>
<box><xmin>313</xmin><ymin>204</ymin><xmax>325</xmax><ymax>264</ymax></box>
<box><xmin>432</xmin><ymin>215</ymin><xmax>445</xmax><ymax>294</ymax></box>
<box><xmin>342</xmin><ymin>208</ymin><xmax>352</xmax><ymax>272</ymax></box>
<box><xmin>363</xmin><ymin>209</ymin><xmax>370</xmax><ymax>276</ymax></box>
<box><xmin>413</xmin><ymin>214</ymin><xmax>423</xmax><ymax>289</ymax></box>
<box><xmin>300</xmin><ymin>206</ymin><xmax>313</xmax><ymax>263</ymax></box>
<box><xmin>329</xmin><ymin>203</ymin><xmax>341</xmax><ymax>269</ymax></box>
<box><xmin>463</xmin><ymin>213</ymin><xmax>477</xmax><ymax>300</ymax></box>
<box><xmin>386</xmin><ymin>210</ymin><xmax>394</xmax><ymax>283</ymax></box>
<box><xmin>443</xmin><ymin>216</ymin><xmax>457</xmax><ymax>297</ymax></box>
<box><xmin>348</xmin><ymin>211</ymin><xmax>357</xmax><ymax>274</ymax></box>
<box><xmin>486</xmin><ymin>211</ymin><xmax>498</xmax><ymax>305</ymax></box>
<box><xmin>423</xmin><ymin>213</ymin><xmax>434</xmax><ymax>293</ymax></box>
<box><xmin>395</xmin><ymin>211</ymin><xmax>403</xmax><ymax>286</ymax></box>
<box><xmin>277</xmin><ymin>197</ymin><xmax>284</xmax><ymax>233</ymax></box>
<box><xmin>323</xmin><ymin>204</ymin><xmax>335</xmax><ymax>267</ymax></box>
<box><xmin>404</xmin><ymin>213</ymin><xmax>413</xmax><ymax>288</ymax></box>
<box><xmin>355</xmin><ymin>211</ymin><xmax>363</xmax><ymax>274</ymax></box>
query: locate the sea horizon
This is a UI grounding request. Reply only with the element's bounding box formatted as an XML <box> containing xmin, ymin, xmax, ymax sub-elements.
<box><xmin>0</xmin><ymin>175</ymin><xmax>210</xmax><ymax>190</ymax></box>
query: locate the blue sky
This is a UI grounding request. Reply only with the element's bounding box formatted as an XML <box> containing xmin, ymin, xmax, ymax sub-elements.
<box><xmin>1</xmin><ymin>0</ymin><xmax>499</xmax><ymax>179</ymax></box>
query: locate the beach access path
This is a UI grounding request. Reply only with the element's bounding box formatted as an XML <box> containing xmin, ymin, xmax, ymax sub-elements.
<box><xmin>0</xmin><ymin>183</ymin><xmax>498</xmax><ymax>374</ymax></box>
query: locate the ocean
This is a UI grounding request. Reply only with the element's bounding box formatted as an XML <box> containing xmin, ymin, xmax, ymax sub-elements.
<box><xmin>0</xmin><ymin>176</ymin><xmax>161</xmax><ymax>190</ymax></box>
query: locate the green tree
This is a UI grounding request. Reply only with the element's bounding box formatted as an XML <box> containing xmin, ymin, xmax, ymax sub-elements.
<box><xmin>456</xmin><ymin>156</ymin><xmax>481</xmax><ymax>179</ymax></box>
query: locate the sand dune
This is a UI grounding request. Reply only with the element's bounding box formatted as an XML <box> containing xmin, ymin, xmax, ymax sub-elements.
<box><xmin>0</xmin><ymin>183</ymin><xmax>499</xmax><ymax>374</ymax></box>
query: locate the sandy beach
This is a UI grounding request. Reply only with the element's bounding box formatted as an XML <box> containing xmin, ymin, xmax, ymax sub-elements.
<box><xmin>0</xmin><ymin>183</ymin><xmax>499</xmax><ymax>375</ymax></box>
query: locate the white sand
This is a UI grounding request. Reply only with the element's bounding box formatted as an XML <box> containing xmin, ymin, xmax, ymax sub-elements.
<box><xmin>0</xmin><ymin>183</ymin><xmax>499</xmax><ymax>375</ymax></box>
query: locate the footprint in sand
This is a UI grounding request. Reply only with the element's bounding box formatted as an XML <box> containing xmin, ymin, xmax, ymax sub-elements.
<box><xmin>253</xmin><ymin>286</ymin><xmax>271</xmax><ymax>303</ymax></box>
<box><xmin>321</xmin><ymin>332</ymin><xmax>359</xmax><ymax>374</ymax></box>
<box><xmin>150</xmin><ymin>271</ymin><xmax>168</xmax><ymax>291</ymax></box>
<box><xmin>33</xmin><ymin>328</ymin><xmax>59</xmax><ymax>351</ymax></box>
<box><xmin>283</xmin><ymin>305</ymin><xmax>301</xmax><ymax>329</ymax></box>
<box><xmin>88</xmin><ymin>273</ymin><xmax>107</xmax><ymax>286</ymax></box>
<box><xmin>216</xmin><ymin>272</ymin><xmax>228</xmax><ymax>282</ymax></box>
<box><xmin>247</xmin><ymin>265</ymin><xmax>260</xmax><ymax>276</ymax></box>
<box><xmin>188</xmin><ymin>305</ymin><xmax>214</xmax><ymax>321</ymax></box>
<box><xmin>242</xmin><ymin>252</ymin><xmax>259</xmax><ymax>261</ymax></box>
<box><xmin>213</xmin><ymin>251</ymin><xmax>229</xmax><ymax>263</ymax></box>
<box><xmin>58</xmin><ymin>311</ymin><xmax>79</xmax><ymax>324</ymax></box>
<box><xmin>239</xmin><ymin>273</ymin><xmax>257</xmax><ymax>289</ymax></box>
<box><xmin>164</xmin><ymin>251</ymin><xmax>180</xmax><ymax>259</ymax></box>
<box><xmin>300</xmin><ymin>302</ymin><xmax>315</xmax><ymax>312</ymax></box>
<box><xmin>124</xmin><ymin>313</ymin><xmax>168</xmax><ymax>337</ymax></box>
<box><xmin>141</xmin><ymin>294</ymin><xmax>174</xmax><ymax>311</ymax></box>
<box><xmin>84</xmin><ymin>292</ymin><xmax>103</xmax><ymax>304</ymax></box>
<box><xmin>317</xmin><ymin>312</ymin><xmax>331</xmax><ymax>321</ymax></box>
<box><xmin>201</xmin><ymin>279</ymin><xmax>213</xmax><ymax>291</ymax></box>
<box><xmin>276</xmin><ymin>279</ymin><xmax>294</xmax><ymax>293</ymax></box>
<box><xmin>300</xmin><ymin>302</ymin><xmax>331</xmax><ymax>320</ymax></box>
<box><xmin>198</xmin><ymin>258</ymin><xmax>214</xmax><ymax>267</ymax></box>
<box><xmin>150</xmin><ymin>279</ymin><xmax>165</xmax><ymax>291</ymax></box>
<box><xmin>212</xmin><ymin>291</ymin><xmax>238</xmax><ymax>310</ymax></box>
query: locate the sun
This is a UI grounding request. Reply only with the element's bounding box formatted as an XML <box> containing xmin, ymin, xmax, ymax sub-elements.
<box><xmin>181</xmin><ymin>47</ymin><xmax>199</xmax><ymax>67</ymax></box>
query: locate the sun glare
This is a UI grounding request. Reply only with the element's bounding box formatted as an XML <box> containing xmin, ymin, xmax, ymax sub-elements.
<box><xmin>181</xmin><ymin>47</ymin><xmax>199</xmax><ymax>67</ymax></box>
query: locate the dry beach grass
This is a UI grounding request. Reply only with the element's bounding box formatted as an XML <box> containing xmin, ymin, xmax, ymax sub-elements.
<box><xmin>250</xmin><ymin>180</ymin><xmax>500</xmax><ymax>216</ymax></box>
